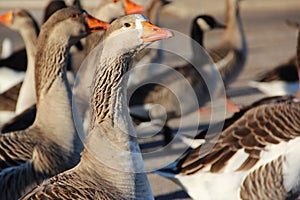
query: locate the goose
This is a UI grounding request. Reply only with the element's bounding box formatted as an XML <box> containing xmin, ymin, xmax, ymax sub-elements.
<box><xmin>0</xmin><ymin>8</ymin><xmax>109</xmax><ymax>199</ymax></box>
<box><xmin>0</xmin><ymin>9</ymin><xmax>39</xmax><ymax>128</ymax></box>
<box><xmin>208</xmin><ymin>0</ymin><xmax>247</xmax><ymax>112</ymax></box>
<box><xmin>0</xmin><ymin>0</ymin><xmax>145</xmax><ymax>134</ymax></box>
<box><xmin>21</xmin><ymin>14</ymin><xmax>173</xmax><ymax>200</ymax></box>
<box><xmin>73</xmin><ymin>0</ymin><xmax>145</xmax><ymax>132</ymax></box>
<box><xmin>0</xmin><ymin>2</ymin><xmax>83</xmax><ymax>132</ymax></box>
<box><xmin>249</xmin><ymin>20</ymin><xmax>299</xmax><ymax>96</ymax></box>
<box><xmin>154</xmin><ymin>24</ymin><xmax>300</xmax><ymax>200</ymax></box>
<box><xmin>2</xmin><ymin>10</ymin><xmax>38</xmax><ymax>114</ymax></box>
<box><xmin>128</xmin><ymin>15</ymin><xmax>225</xmax><ymax>144</ymax></box>
<box><xmin>0</xmin><ymin>0</ymin><xmax>69</xmax><ymax>94</ymax></box>
<box><xmin>249</xmin><ymin>55</ymin><xmax>298</xmax><ymax>96</ymax></box>
<box><xmin>43</xmin><ymin>0</ymin><xmax>84</xmax><ymax>53</ymax></box>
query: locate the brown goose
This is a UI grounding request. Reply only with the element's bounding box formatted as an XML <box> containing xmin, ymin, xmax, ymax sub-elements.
<box><xmin>155</xmin><ymin>24</ymin><xmax>300</xmax><ymax>200</ymax></box>
<box><xmin>208</xmin><ymin>0</ymin><xmax>247</xmax><ymax>111</ymax></box>
<box><xmin>21</xmin><ymin>14</ymin><xmax>172</xmax><ymax>199</ymax></box>
<box><xmin>0</xmin><ymin>8</ymin><xmax>109</xmax><ymax>199</ymax></box>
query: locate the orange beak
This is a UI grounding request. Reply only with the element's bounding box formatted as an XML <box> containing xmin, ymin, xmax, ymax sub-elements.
<box><xmin>124</xmin><ymin>0</ymin><xmax>145</xmax><ymax>14</ymax></box>
<box><xmin>141</xmin><ymin>21</ymin><xmax>173</xmax><ymax>43</ymax></box>
<box><xmin>85</xmin><ymin>13</ymin><xmax>110</xmax><ymax>33</ymax></box>
<box><xmin>0</xmin><ymin>11</ymin><xmax>13</xmax><ymax>26</ymax></box>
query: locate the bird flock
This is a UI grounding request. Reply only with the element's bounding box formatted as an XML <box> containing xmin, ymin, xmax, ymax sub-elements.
<box><xmin>0</xmin><ymin>0</ymin><xmax>299</xmax><ymax>199</ymax></box>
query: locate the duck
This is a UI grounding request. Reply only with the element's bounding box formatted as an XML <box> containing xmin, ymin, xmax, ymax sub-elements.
<box><xmin>0</xmin><ymin>8</ymin><xmax>109</xmax><ymax>199</ymax></box>
<box><xmin>21</xmin><ymin>14</ymin><xmax>173</xmax><ymax>200</ymax></box>
<box><xmin>128</xmin><ymin>15</ymin><xmax>225</xmax><ymax>144</ymax></box>
<box><xmin>154</xmin><ymin>23</ymin><xmax>300</xmax><ymax>200</ymax></box>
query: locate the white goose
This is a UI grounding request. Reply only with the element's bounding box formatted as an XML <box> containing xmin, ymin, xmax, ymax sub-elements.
<box><xmin>155</xmin><ymin>25</ymin><xmax>300</xmax><ymax>200</ymax></box>
<box><xmin>21</xmin><ymin>14</ymin><xmax>173</xmax><ymax>199</ymax></box>
<box><xmin>0</xmin><ymin>8</ymin><xmax>109</xmax><ymax>199</ymax></box>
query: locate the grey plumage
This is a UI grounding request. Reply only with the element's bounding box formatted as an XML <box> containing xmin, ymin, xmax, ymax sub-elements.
<box><xmin>0</xmin><ymin>7</ymin><xmax>108</xmax><ymax>199</ymax></box>
<box><xmin>21</xmin><ymin>14</ymin><xmax>172</xmax><ymax>199</ymax></box>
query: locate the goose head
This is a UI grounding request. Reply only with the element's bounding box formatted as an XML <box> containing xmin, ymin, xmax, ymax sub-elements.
<box><xmin>101</xmin><ymin>14</ymin><xmax>173</xmax><ymax>57</ymax></box>
<box><xmin>0</xmin><ymin>9</ymin><xmax>39</xmax><ymax>34</ymax></box>
<box><xmin>194</xmin><ymin>15</ymin><xmax>226</xmax><ymax>32</ymax></box>
<box><xmin>41</xmin><ymin>7</ymin><xmax>110</xmax><ymax>47</ymax></box>
<box><xmin>190</xmin><ymin>15</ymin><xmax>225</xmax><ymax>51</ymax></box>
<box><xmin>113</xmin><ymin>0</ymin><xmax>145</xmax><ymax>14</ymax></box>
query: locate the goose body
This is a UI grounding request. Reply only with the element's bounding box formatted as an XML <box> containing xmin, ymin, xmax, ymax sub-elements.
<box><xmin>249</xmin><ymin>55</ymin><xmax>299</xmax><ymax>96</ymax></box>
<box><xmin>21</xmin><ymin>14</ymin><xmax>172</xmax><ymax>199</ymax></box>
<box><xmin>155</xmin><ymin>25</ymin><xmax>300</xmax><ymax>200</ymax></box>
<box><xmin>156</xmin><ymin>97</ymin><xmax>300</xmax><ymax>200</ymax></box>
<box><xmin>0</xmin><ymin>8</ymin><xmax>109</xmax><ymax>199</ymax></box>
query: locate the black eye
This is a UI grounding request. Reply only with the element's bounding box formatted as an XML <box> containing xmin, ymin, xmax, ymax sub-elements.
<box><xmin>71</xmin><ymin>13</ymin><xmax>79</xmax><ymax>19</ymax></box>
<box><xmin>124</xmin><ymin>22</ymin><xmax>131</xmax><ymax>28</ymax></box>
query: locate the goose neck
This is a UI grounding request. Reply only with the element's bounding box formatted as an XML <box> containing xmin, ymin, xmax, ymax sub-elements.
<box><xmin>35</xmin><ymin>40</ymin><xmax>69</xmax><ymax>99</ymax></box>
<box><xmin>85</xmin><ymin>45</ymin><xmax>153</xmax><ymax>199</ymax></box>
<box><xmin>20</xmin><ymin>23</ymin><xmax>37</xmax><ymax>68</ymax></box>
<box><xmin>80</xmin><ymin>149</ymin><xmax>153</xmax><ymax>199</ymax></box>
<box><xmin>222</xmin><ymin>0</ymin><xmax>246</xmax><ymax>50</ymax></box>
<box><xmin>91</xmin><ymin>52</ymin><xmax>133</xmax><ymax>126</ymax></box>
<box><xmin>15</xmin><ymin>24</ymin><xmax>38</xmax><ymax>113</ymax></box>
<box><xmin>191</xmin><ymin>20</ymin><xmax>204</xmax><ymax>60</ymax></box>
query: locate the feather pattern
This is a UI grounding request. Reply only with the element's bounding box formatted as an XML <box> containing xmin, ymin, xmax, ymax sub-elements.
<box><xmin>0</xmin><ymin>8</ymin><xmax>90</xmax><ymax>199</ymax></box>
<box><xmin>179</xmin><ymin>101</ymin><xmax>300</xmax><ymax>175</ymax></box>
<box><xmin>20</xmin><ymin>14</ymin><xmax>164</xmax><ymax>199</ymax></box>
<box><xmin>156</xmin><ymin>99</ymin><xmax>300</xmax><ymax>199</ymax></box>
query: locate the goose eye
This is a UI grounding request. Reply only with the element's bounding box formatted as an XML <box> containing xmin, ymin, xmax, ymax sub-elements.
<box><xmin>16</xmin><ymin>11</ymin><xmax>24</xmax><ymax>17</ymax></box>
<box><xmin>123</xmin><ymin>22</ymin><xmax>132</xmax><ymax>28</ymax></box>
<box><xmin>71</xmin><ymin>13</ymin><xmax>79</xmax><ymax>19</ymax></box>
